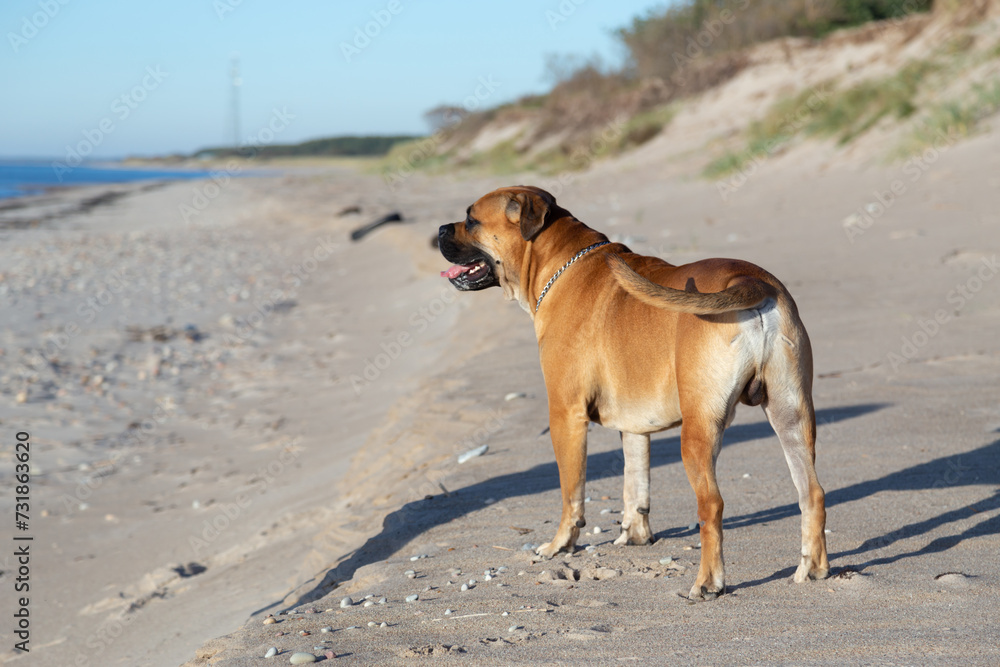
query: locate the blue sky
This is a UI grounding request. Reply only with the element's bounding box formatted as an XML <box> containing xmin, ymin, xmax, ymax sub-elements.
<box><xmin>1</xmin><ymin>0</ymin><xmax>669</xmax><ymax>159</ymax></box>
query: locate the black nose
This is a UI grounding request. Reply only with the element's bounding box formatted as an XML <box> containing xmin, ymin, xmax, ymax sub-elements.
<box><xmin>438</xmin><ymin>224</ymin><xmax>452</xmax><ymax>240</ymax></box>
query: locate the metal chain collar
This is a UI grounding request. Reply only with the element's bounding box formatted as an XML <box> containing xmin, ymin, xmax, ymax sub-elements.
<box><xmin>534</xmin><ymin>241</ymin><xmax>611</xmax><ymax>312</ymax></box>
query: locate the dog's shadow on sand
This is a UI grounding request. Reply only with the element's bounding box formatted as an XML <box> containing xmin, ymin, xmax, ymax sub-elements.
<box><xmin>278</xmin><ymin>403</ymin><xmax>1000</xmax><ymax>608</ymax></box>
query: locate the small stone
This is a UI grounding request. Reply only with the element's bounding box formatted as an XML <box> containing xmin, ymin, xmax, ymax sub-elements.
<box><xmin>423</xmin><ymin>585</ymin><xmax>432</xmax><ymax>592</ymax></box>
<box><xmin>593</xmin><ymin>526</ymin><xmax>602</xmax><ymax>534</ymax></box>
<box><xmin>445</xmin><ymin>609</ymin><xmax>453</xmax><ymax>615</ymax></box>
<box><xmin>405</xmin><ymin>594</ymin><xmax>419</xmax><ymax>603</ymax></box>
<box><xmin>298</xmin><ymin>630</ymin><xmax>310</xmax><ymax>636</ymax></box>
<box><xmin>324</xmin><ymin>650</ymin><xmax>336</xmax><ymax>660</ymax></box>
<box><xmin>469</xmin><ymin>578</ymin><xmax>476</xmax><ymax>586</ymax></box>
<box><xmin>458</xmin><ymin>444</ymin><xmax>488</xmax><ymax>464</ymax></box>
<box><xmin>339</xmin><ymin>597</ymin><xmax>352</xmax><ymax>608</ymax></box>
<box><xmin>363</xmin><ymin>600</ymin><xmax>374</xmax><ymax>607</ymax></box>
<box><xmin>460</xmin><ymin>584</ymin><xmax>469</xmax><ymax>592</ymax></box>
<box><xmin>320</xmin><ymin>626</ymin><xmax>333</xmax><ymax>633</ymax></box>
<box><xmin>501</xmin><ymin>611</ymin><xmax>509</xmax><ymax>616</ymax></box>
<box><xmin>601</xmin><ymin>495</ymin><xmax>610</xmax><ymax>500</ymax></box>
<box><xmin>404</xmin><ymin>569</ymin><xmax>416</xmax><ymax>578</ymax></box>
<box><xmin>288</xmin><ymin>653</ymin><xmax>317</xmax><ymax>664</ymax></box>
<box><xmin>265</xmin><ymin>647</ymin><xmax>278</xmax><ymax>658</ymax></box>
<box><xmin>508</xmin><ymin>625</ymin><xmax>522</xmax><ymax>632</ymax></box>
<box><xmin>584</xmin><ymin>496</ymin><xmax>592</xmax><ymax>503</ymax></box>
<box><xmin>368</xmin><ymin>621</ymin><xmax>376</xmax><ymax>627</ymax></box>
<box><xmin>484</xmin><ymin>574</ymin><xmax>492</xmax><ymax>581</ymax></box>
<box><xmin>518</xmin><ymin>571</ymin><xmax>526</xmax><ymax>576</ymax></box>
<box><xmin>380</xmin><ymin>622</ymin><xmax>387</xmax><ymax>628</ymax></box>
<box><xmin>600</xmin><ymin>508</ymin><xmax>612</xmax><ymax>514</ymax></box>
<box><xmin>659</xmin><ymin>557</ymin><xmax>674</xmax><ymax>565</ymax></box>
<box><xmin>688</xmin><ymin>522</ymin><xmax>698</xmax><ymax>531</ymax></box>
<box><xmin>263</xmin><ymin>616</ymin><xmax>277</xmax><ymax>625</ymax></box>
<box><xmin>505</xmin><ymin>392</ymin><xmax>527</xmax><ymax>401</ymax></box>
<box><xmin>742</xmin><ymin>473</ymin><xmax>751</xmax><ymax>478</ymax></box>
<box><xmin>377</xmin><ymin>597</ymin><xmax>387</xmax><ymax>604</ymax></box>
<box><xmin>497</xmin><ymin>566</ymin><xmax>508</xmax><ymax>573</ymax></box>
<box><xmin>346</xmin><ymin>626</ymin><xmax>359</xmax><ymax>630</ymax></box>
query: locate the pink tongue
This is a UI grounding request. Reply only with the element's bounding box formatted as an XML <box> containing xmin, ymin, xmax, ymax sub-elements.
<box><xmin>441</xmin><ymin>264</ymin><xmax>472</xmax><ymax>279</ymax></box>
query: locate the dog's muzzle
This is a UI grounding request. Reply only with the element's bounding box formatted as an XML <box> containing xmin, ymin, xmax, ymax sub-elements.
<box><xmin>438</xmin><ymin>224</ymin><xmax>500</xmax><ymax>291</ymax></box>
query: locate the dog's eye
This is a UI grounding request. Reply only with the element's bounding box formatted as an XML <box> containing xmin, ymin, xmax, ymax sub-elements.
<box><xmin>465</xmin><ymin>217</ymin><xmax>480</xmax><ymax>231</ymax></box>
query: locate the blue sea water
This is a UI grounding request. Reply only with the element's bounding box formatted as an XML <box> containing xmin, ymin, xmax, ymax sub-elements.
<box><xmin>0</xmin><ymin>160</ymin><xmax>215</xmax><ymax>200</ymax></box>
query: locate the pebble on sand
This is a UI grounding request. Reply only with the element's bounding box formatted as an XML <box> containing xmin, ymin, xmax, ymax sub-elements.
<box><xmin>377</xmin><ymin>597</ymin><xmax>387</xmax><ymax>604</ymax></box>
<box><xmin>264</xmin><ymin>647</ymin><xmax>278</xmax><ymax>658</ymax></box>
<box><xmin>405</xmin><ymin>594</ymin><xmax>419</xmax><ymax>603</ymax></box>
<box><xmin>320</xmin><ymin>626</ymin><xmax>333</xmax><ymax>633</ymax></box>
<box><xmin>504</xmin><ymin>392</ymin><xmax>527</xmax><ymax>401</ymax></box>
<box><xmin>263</xmin><ymin>616</ymin><xmax>277</xmax><ymax>625</ymax></box>
<box><xmin>593</xmin><ymin>526</ymin><xmax>602</xmax><ymax>534</ymax></box>
<box><xmin>460</xmin><ymin>584</ymin><xmax>469</xmax><ymax>592</ymax></box>
<box><xmin>288</xmin><ymin>652</ymin><xmax>317</xmax><ymax>664</ymax></box>
<box><xmin>380</xmin><ymin>622</ymin><xmax>387</xmax><ymax>628</ymax></box>
<box><xmin>368</xmin><ymin>621</ymin><xmax>377</xmax><ymax>627</ymax></box>
<box><xmin>457</xmin><ymin>444</ymin><xmax>488</xmax><ymax>464</ymax></box>
<box><xmin>363</xmin><ymin>600</ymin><xmax>374</xmax><ymax>607</ymax></box>
<box><xmin>339</xmin><ymin>597</ymin><xmax>352</xmax><ymax>608</ymax></box>
<box><xmin>445</xmin><ymin>609</ymin><xmax>453</xmax><ymax>615</ymax></box>
<box><xmin>508</xmin><ymin>625</ymin><xmax>522</xmax><ymax>632</ymax></box>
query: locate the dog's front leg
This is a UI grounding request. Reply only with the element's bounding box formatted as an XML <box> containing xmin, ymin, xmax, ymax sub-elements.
<box><xmin>536</xmin><ymin>405</ymin><xmax>589</xmax><ymax>559</ymax></box>
<box><xmin>614</xmin><ymin>432</ymin><xmax>653</xmax><ymax>546</ymax></box>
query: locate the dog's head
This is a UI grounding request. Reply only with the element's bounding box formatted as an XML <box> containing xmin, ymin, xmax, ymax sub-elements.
<box><xmin>438</xmin><ymin>186</ymin><xmax>564</xmax><ymax>302</ymax></box>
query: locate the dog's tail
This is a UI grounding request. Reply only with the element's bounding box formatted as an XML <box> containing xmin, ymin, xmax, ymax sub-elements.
<box><xmin>606</xmin><ymin>253</ymin><xmax>777</xmax><ymax>315</ymax></box>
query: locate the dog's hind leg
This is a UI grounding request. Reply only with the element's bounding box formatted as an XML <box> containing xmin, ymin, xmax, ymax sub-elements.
<box><xmin>536</xmin><ymin>403</ymin><xmax>589</xmax><ymax>559</ymax></box>
<box><xmin>762</xmin><ymin>340</ymin><xmax>829</xmax><ymax>582</ymax></box>
<box><xmin>614</xmin><ymin>432</ymin><xmax>653</xmax><ymax>546</ymax></box>
<box><xmin>679</xmin><ymin>413</ymin><xmax>727</xmax><ymax>600</ymax></box>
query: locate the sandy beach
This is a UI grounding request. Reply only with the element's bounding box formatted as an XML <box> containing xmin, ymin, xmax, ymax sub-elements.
<box><xmin>2</xmin><ymin>120</ymin><xmax>999</xmax><ymax>666</ymax></box>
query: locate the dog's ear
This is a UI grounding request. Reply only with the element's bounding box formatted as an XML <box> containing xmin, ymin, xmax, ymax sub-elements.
<box><xmin>505</xmin><ymin>191</ymin><xmax>552</xmax><ymax>241</ymax></box>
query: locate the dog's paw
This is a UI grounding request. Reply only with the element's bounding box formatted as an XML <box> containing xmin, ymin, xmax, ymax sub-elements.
<box><xmin>793</xmin><ymin>559</ymin><xmax>829</xmax><ymax>583</ymax></box>
<box><xmin>688</xmin><ymin>582</ymin><xmax>726</xmax><ymax>601</ymax></box>
<box><xmin>535</xmin><ymin>542</ymin><xmax>563</xmax><ymax>559</ymax></box>
<box><xmin>613</xmin><ymin>518</ymin><xmax>653</xmax><ymax>546</ymax></box>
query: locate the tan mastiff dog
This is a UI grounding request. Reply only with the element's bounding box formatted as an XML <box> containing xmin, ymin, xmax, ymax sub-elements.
<box><xmin>438</xmin><ymin>185</ymin><xmax>829</xmax><ymax>599</ymax></box>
